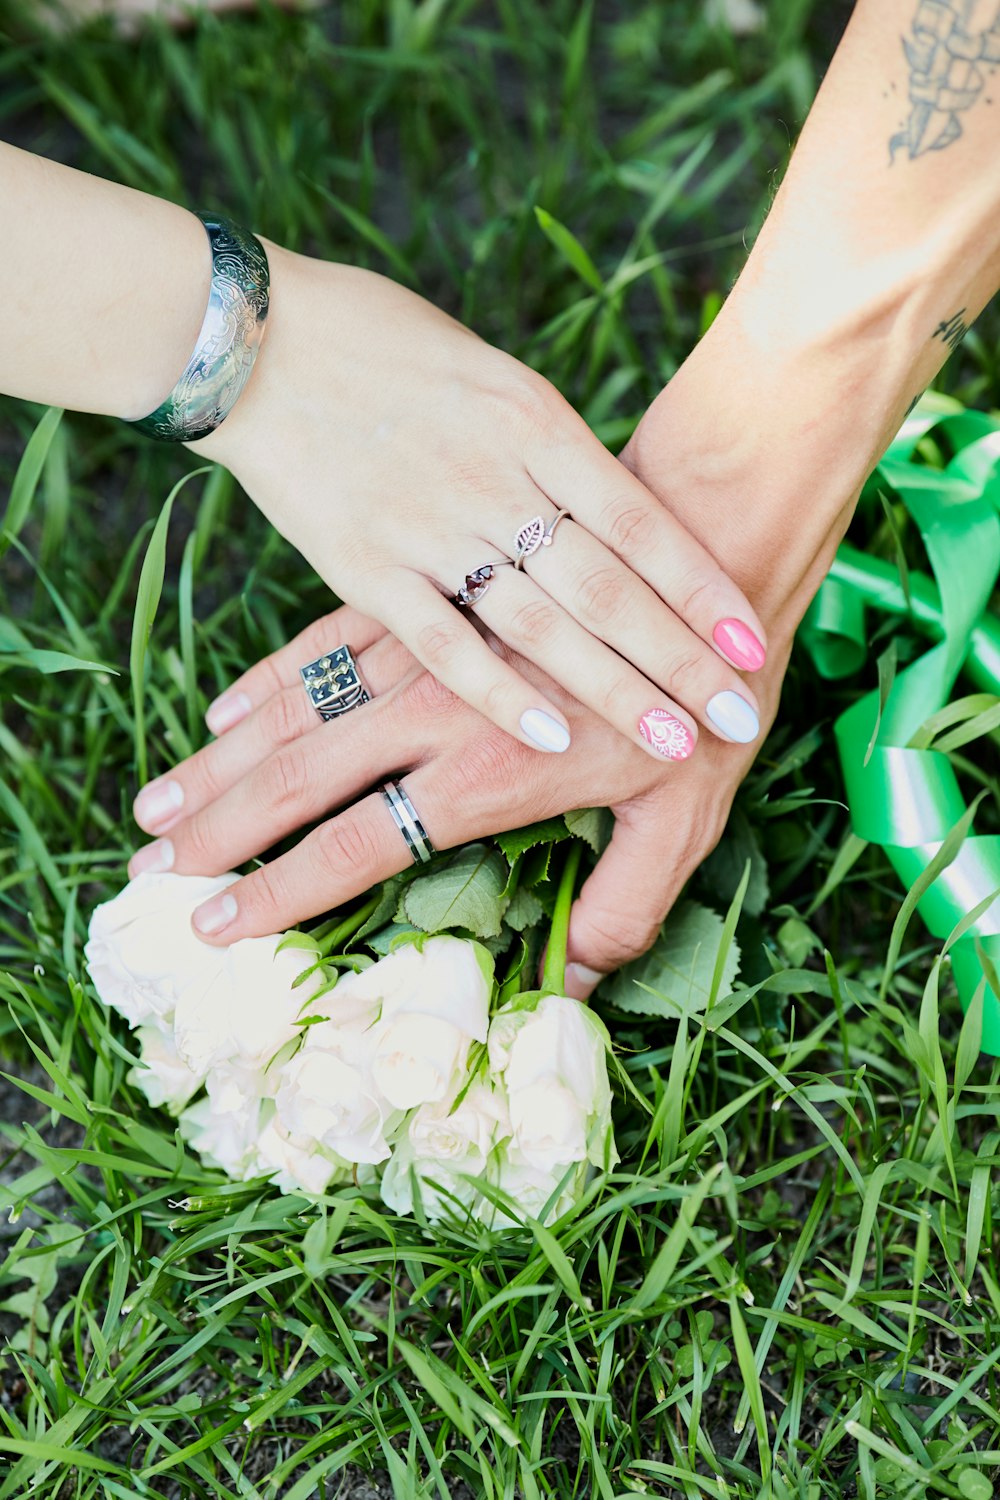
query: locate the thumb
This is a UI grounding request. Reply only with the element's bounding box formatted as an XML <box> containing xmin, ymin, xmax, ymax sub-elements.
<box><xmin>563</xmin><ymin>799</ymin><xmax>693</xmax><ymax>1000</ymax></box>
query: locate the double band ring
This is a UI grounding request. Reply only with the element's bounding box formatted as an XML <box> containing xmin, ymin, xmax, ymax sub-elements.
<box><xmin>381</xmin><ymin>781</ymin><xmax>435</xmax><ymax>864</ymax></box>
<box><xmin>300</xmin><ymin>644</ymin><xmax>371</xmax><ymax>722</ymax></box>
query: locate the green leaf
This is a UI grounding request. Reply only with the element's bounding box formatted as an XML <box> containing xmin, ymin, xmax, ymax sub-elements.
<box><xmin>0</xmin><ymin>647</ymin><xmax>115</xmax><ymax>676</ymax></box>
<box><xmin>403</xmin><ymin>844</ymin><xmax>509</xmax><ymax>939</ymax></box>
<box><xmin>0</xmin><ymin>1222</ymin><xmax>78</xmax><ymax>1360</ymax></box>
<box><xmin>602</xmin><ymin>901</ymin><xmax>741</xmax><ymax>1018</ymax></box>
<box><xmin>130</xmin><ymin>467</ymin><xmax>211</xmax><ymax>784</ymax></box>
<box><xmin>496</xmin><ymin>818</ymin><xmax>568</xmax><ymax>863</ymax></box>
<box><xmin>503</xmin><ymin>886</ymin><xmax>544</xmax><ymax>932</ymax></box>
<box><xmin>0</xmin><ymin>407</ymin><xmax>63</xmax><ymax>558</ymax></box>
<box><xmin>534</xmin><ymin>206</ymin><xmax>604</xmax><ymax>292</ymax></box>
<box><xmin>368</xmin><ymin>921</ymin><xmax>423</xmax><ymax>955</ymax></box>
<box><xmin>776</xmin><ymin>916</ymin><xmax>823</xmax><ymax>968</ymax></box>
<box><xmin>564</xmin><ymin>806</ymin><xmax>613</xmax><ymax>855</ymax></box>
<box><xmin>699</xmin><ymin>807</ymin><xmax>769</xmax><ymax>916</ymax></box>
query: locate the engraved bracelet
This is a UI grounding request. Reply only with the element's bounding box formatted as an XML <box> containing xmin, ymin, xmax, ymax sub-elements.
<box><xmin>126</xmin><ymin>212</ymin><xmax>270</xmax><ymax>443</ymax></box>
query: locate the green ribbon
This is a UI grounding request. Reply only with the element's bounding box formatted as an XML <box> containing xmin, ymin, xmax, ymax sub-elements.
<box><xmin>800</xmin><ymin>395</ymin><xmax>1000</xmax><ymax>1052</ymax></box>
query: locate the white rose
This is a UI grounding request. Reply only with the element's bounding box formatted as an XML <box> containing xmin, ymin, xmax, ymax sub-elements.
<box><xmin>127</xmin><ymin>1025</ymin><xmax>205</xmax><ymax>1113</ymax></box>
<box><xmin>274</xmin><ymin>1026</ymin><xmax>397</xmax><ymax>1165</ymax></box>
<box><xmin>254</xmin><ymin>1113</ymin><xmax>351</xmax><ymax>1198</ymax></box>
<box><xmin>179</xmin><ymin>1093</ymin><xmax>268</xmax><ymax>1180</ymax></box>
<box><xmin>85</xmin><ymin>871</ymin><xmax>238</xmax><ymax>1027</ymax></box>
<box><xmin>489</xmin><ymin>1150</ymin><xmax>585</xmax><ymax>1229</ymax></box>
<box><xmin>380</xmin><ymin>1081</ymin><xmax>508</xmax><ymax>1218</ymax></box>
<box><xmin>328</xmin><ymin>938</ymin><xmax>492</xmax><ymax>1111</ymax></box>
<box><xmin>172</xmin><ymin>935</ymin><xmax>321</xmax><ymax>1076</ymax></box>
<box><xmin>489</xmin><ymin>995</ymin><xmax>618</xmax><ymax>1174</ymax></box>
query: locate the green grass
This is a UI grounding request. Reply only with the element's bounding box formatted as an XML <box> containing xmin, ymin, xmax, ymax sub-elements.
<box><xmin>3</xmin><ymin>0</ymin><xmax>1000</xmax><ymax>1495</ymax></box>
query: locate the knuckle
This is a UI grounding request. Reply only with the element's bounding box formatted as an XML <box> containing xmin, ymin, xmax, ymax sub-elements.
<box><xmin>183</xmin><ymin>751</ymin><xmax>223</xmax><ymax>809</ymax></box>
<box><xmin>446</xmin><ymin>456</ymin><xmax>501</xmax><ymax>500</ymax></box>
<box><xmin>662</xmin><ymin>647</ymin><xmax>705</xmax><ymax>699</ymax></box>
<box><xmin>509</xmin><ymin>599</ymin><xmax>560</xmax><ymax>651</ymax></box>
<box><xmin>493</xmin><ymin>363</ymin><xmax>561</xmax><ymax>436</ymax></box>
<box><xmin>263</xmin><ymin>688</ymin><xmax>307</xmax><ymax>747</ymax></box>
<box><xmin>178</xmin><ymin>813</ymin><xmax>216</xmax><ymax>872</ymax></box>
<box><xmin>606</xmin><ymin>502</ymin><xmax>656</xmax><ymax>557</ymax></box>
<box><xmin>243</xmin><ymin>860</ymin><xmax>290</xmax><ymax>922</ymax></box>
<box><xmin>313</xmin><ymin>816</ymin><xmax>383</xmax><ymax>882</ymax></box>
<box><xmin>416</xmin><ymin>618</ymin><xmax>467</xmax><ymax>669</ymax></box>
<box><xmin>300</xmin><ymin>613</ymin><xmax>346</xmax><ymax>665</ymax></box>
<box><xmin>455</xmin><ymin>728</ymin><xmax>532</xmax><ymax>805</ymax></box>
<box><xmin>578</xmin><ymin>567</ymin><xmax>627</xmax><ymax>626</ymax></box>
<box><xmin>581</xmin><ymin>904</ymin><xmax>663</xmax><ymax>969</ymax></box>
<box><xmin>675</xmin><ymin>568</ymin><xmax>718</xmax><ymax>620</ymax></box>
<box><xmin>253</xmin><ymin>747</ymin><xmax>308</xmax><ymax>814</ymax></box>
<box><xmin>398</xmin><ymin>669</ymin><xmax>459</xmax><ymax>721</ymax></box>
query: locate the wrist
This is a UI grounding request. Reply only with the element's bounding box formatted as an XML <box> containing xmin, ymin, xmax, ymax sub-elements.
<box><xmin>624</xmin><ymin>313</ymin><xmax>868</xmax><ymax>640</ymax></box>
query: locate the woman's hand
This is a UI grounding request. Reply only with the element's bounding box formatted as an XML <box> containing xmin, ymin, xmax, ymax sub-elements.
<box><xmin>132</xmin><ymin>301</ymin><xmax>873</xmax><ymax>991</ymax></box>
<box><xmin>186</xmin><ymin>248</ymin><xmax>767</xmax><ymax>762</ymax></box>
<box><xmin>128</xmin><ymin>602</ymin><xmax>785</xmax><ymax>989</ymax></box>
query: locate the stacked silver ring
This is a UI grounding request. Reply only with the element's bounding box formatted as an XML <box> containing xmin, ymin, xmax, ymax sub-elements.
<box><xmin>381</xmin><ymin>781</ymin><xmax>435</xmax><ymax>864</ymax></box>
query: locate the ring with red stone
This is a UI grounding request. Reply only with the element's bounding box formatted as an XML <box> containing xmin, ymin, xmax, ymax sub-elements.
<box><xmin>453</xmin><ymin>560</ymin><xmax>511</xmax><ymax>609</ymax></box>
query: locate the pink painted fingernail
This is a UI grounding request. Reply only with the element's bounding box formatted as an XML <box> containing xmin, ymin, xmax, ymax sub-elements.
<box><xmin>638</xmin><ymin>709</ymin><xmax>695</xmax><ymax>761</ymax></box>
<box><xmin>128</xmin><ymin>839</ymin><xmax>175</xmax><ymax>878</ymax></box>
<box><xmin>713</xmin><ymin>619</ymin><xmax>766</xmax><ymax>672</ymax></box>
<box><xmin>206</xmin><ymin>690</ymin><xmax>252</xmax><ymax>736</ymax></box>
<box><xmin>193</xmin><ymin>891</ymin><xmax>238</xmax><ymax>936</ymax></box>
<box><xmin>134</xmin><ymin>776</ymin><xmax>184</xmax><ymax>833</ymax></box>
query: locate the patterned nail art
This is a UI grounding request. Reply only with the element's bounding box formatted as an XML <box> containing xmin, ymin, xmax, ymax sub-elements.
<box><xmin>638</xmin><ymin>709</ymin><xmax>694</xmax><ymax>761</ymax></box>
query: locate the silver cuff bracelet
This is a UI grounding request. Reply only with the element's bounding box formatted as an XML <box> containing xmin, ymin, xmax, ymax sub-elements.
<box><xmin>127</xmin><ymin>212</ymin><xmax>269</xmax><ymax>443</ymax></box>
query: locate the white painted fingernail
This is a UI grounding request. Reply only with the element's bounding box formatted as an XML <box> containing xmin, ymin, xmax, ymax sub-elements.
<box><xmin>206</xmin><ymin>690</ymin><xmax>252</xmax><ymax>736</ymax></box>
<box><xmin>706</xmin><ymin>691</ymin><xmax>760</xmax><ymax>743</ymax></box>
<box><xmin>193</xmin><ymin>892</ymin><xmax>238</xmax><ymax>936</ymax></box>
<box><xmin>129</xmin><ymin>838</ymin><xmax>175</xmax><ymax>877</ymax></box>
<box><xmin>520</xmin><ymin>708</ymin><xmax>571</xmax><ymax>753</ymax></box>
<box><xmin>134</xmin><ymin>777</ymin><xmax>184</xmax><ymax>832</ymax></box>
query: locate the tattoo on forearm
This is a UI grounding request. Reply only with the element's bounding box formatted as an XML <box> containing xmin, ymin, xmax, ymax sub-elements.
<box><xmin>890</xmin><ymin>0</ymin><xmax>1000</xmax><ymax>161</ymax></box>
<box><xmin>934</xmin><ymin>307</ymin><xmax>970</xmax><ymax>348</ymax></box>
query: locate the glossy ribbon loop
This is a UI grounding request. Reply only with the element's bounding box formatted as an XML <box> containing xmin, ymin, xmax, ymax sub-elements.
<box><xmin>800</xmin><ymin>395</ymin><xmax>1000</xmax><ymax>1052</ymax></box>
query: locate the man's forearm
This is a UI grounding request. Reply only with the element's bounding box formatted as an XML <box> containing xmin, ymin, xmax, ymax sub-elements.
<box><xmin>630</xmin><ymin>0</ymin><xmax>1000</xmax><ymax>629</ymax></box>
<box><xmin>732</xmin><ymin>0</ymin><xmax>1000</xmax><ymax>464</ymax></box>
<box><xmin>2</xmin><ymin>142</ymin><xmax>210</xmax><ymax>420</ymax></box>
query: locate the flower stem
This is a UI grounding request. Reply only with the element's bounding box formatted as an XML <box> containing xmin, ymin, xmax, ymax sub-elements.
<box><xmin>315</xmin><ymin>893</ymin><xmax>381</xmax><ymax>957</ymax></box>
<box><xmin>542</xmin><ymin>839</ymin><xmax>583</xmax><ymax>995</ymax></box>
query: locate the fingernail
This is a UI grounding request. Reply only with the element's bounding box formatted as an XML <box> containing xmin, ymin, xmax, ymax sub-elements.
<box><xmin>206</xmin><ymin>690</ymin><xmax>252</xmax><ymax>736</ymax></box>
<box><xmin>713</xmin><ymin>619</ymin><xmax>766</xmax><ymax>672</ymax></box>
<box><xmin>520</xmin><ymin>707</ymin><xmax>571</xmax><ymax>753</ymax></box>
<box><xmin>706</xmin><ymin>690</ymin><xmax>760</xmax><ymax>743</ymax></box>
<box><xmin>638</xmin><ymin>708</ymin><xmax>695</xmax><ymax>761</ymax></box>
<box><xmin>193</xmin><ymin>891</ymin><xmax>238</xmax><ymax>936</ymax></box>
<box><xmin>565</xmin><ymin>962</ymin><xmax>604</xmax><ymax>996</ymax></box>
<box><xmin>134</xmin><ymin>777</ymin><xmax>184</xmax><ymax>832</ymax></box>
<box><xmin>128</xmin><ymin>838</ymin><xmax>175</xmax><ymax>877</ymax></box>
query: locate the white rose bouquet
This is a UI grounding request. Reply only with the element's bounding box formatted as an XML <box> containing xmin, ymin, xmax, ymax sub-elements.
<box><xmin>85</xmin><ymin>836</ymin><xmax>621</xmax><ymax>1227</ymax></box>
